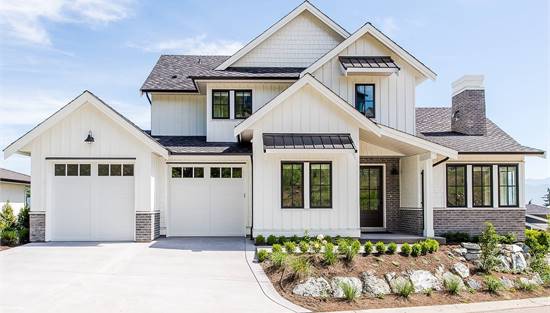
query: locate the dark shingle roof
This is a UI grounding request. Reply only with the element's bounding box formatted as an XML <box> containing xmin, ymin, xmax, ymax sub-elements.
<box><xmin>0</xmin><ymin>168</ymin><xmax>30</xmax><ymax>184</ymax></box>
<box><xmin>416</xmin><ymin>107</ymin><xmax>544</xmax><ymax>154</ymax></box>
<box><xmin>147</xmin><ymin>134</ymin><xmax>251</xmax><ymax>155</ymax></box>
<box><xmin>339</xmin><ymin>56</ymin><xmax>399</xmax><ymax>70</ymax></box>
<box><xmin>263</xmin><ymin>133</ymin><xmax>356</xmax><ymax>151</ymax></box>
<box><xmin>141</xmin><ymin>55</ymin><xmax>303</xmax><ymax>92</ymax></box>
<box><xmin>526</xmin><ymin>203</ymin><xmax>550</xmax><ymax>216</ymax></box>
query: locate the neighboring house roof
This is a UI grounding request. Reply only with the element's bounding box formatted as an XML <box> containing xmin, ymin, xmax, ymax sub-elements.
<box><xmin>0</xmin><ymin>168</ymin><xmax>30</xmax><ymax>184</ymax></box>
<box><xmin>214</xmin><ymin>1</ymin><xmax>349</xmax><ymax>70</ymax></box>
<box><xmin>147</xmin><ymin>134</ymin><xmax>251</xmax><ymax>155</ymax></box>
<box><xmin>416</xmin><ymin>107</ymin><xmax>545</xmax><ymax>155</ymax></box>
<box><xmin>263</xmin><ymin>133</ymin><xmax>356</xmax><ymax>151</ymax></box>
<box><xmin>3</xmin><ymin>91</ymin><xmax>168</xmax><ymax>159</ymax></box>
<box><xmin>339</xmin><ymin>56</ymin><xmax>400</xmax><ymax>70</ymax></box>
<box><xmin>526</xmin><ymin>203</ymin><xmax>550</xmax><ymax>216</ymax></box>
<box><xmin>140</xmin><ymin>55</ymin><xmax>302</xmax><ymax>93</ymax></box>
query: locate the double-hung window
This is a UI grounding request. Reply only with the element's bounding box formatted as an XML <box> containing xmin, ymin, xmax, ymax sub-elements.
<box><xmin>498</xmin><ymin>165</ymin><xmax>518</xmax><ymax>207</ymax></box>
<box><xmin>310</xmin><ymin>163</ymin><xmax>332</xmax><ymax>208</ymax></box>
<box><xmin>281</xmin><ymin>162</ymin><xmax>304</xmax><ymax>208</ymax></box>
<box><xmin>355</xmin><ymin>84</ymin><xmax>375</xmax><ymax>118</ymax></box>
<box><xmin>212</xmin><ymin>90</ymin><xmax>230</xmax><ymax>119</ymax></box>
<box><xmin>472</xmin><ymin>165</ymin><xmax>493</xmax><ymax>207</ymax></box>
<box><xmin>446</xmin><ymin>165</ymin><xmax>467</xmax><ymax>207</ymax></box>
<box><xmin>234</xmin><ymin>90</ymin><xmax>252</xmax><ymax>119</ymax></box>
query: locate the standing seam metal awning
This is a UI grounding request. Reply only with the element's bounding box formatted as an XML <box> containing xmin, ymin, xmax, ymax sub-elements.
<box><xmin>339</xmin><ymin>56</ymin><xmax>400</xmax><ymax>70</ymax></box>
<box><xmin>263</xmin><ymin>133</ymin><xmax>356</xmax><ymax>152</ymax></box>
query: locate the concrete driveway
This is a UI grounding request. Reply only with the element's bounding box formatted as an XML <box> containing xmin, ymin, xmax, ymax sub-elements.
<box><xmin>0</xmin><ymin>238</ymin><xmax>293</xmax><ymax>313</ymax></box>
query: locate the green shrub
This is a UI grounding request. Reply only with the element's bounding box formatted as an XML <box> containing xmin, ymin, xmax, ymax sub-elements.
<box><xmin>420</xmin><ymin>241</ymin><xmax>429</xmax><ymax>255</ymax></box>
<box><xmin>525</xmin><ymin>229</ymin><xmax>550</xmax><ymax>255</ymax></box>
<box><xmin>516</xmin><ymin>279</ymin><xmax>538</xmax><ymax>292</ymax></box>
<box><xmin>484</xmin><ymin>275</ymin><xmax>504</xmax><ymax>294</ymax></box>
<box><xmin>351</xmin><ymin>240</ymin><xmax>361</xmax><ymax>255</ymax></box>
<box><xmin>255</xmin><ymin>235</ymin><xmax>265</xmax><ymax>246</ymax></box>
<box><xmin>269</xmin><ymin>251</ymin><xmax>288</xmax><ymax>268</ymax></box>
<box><xmin>266</xmin><ymin>235</ymin><xmax>277</xmax><ymax>245</ymax></box>
<box><xmin>340</xmin><ymin>281</ymin><xmax>359</xmax><ymax>302</ymax></box>
<box><xmin>375</xmin><ymin>241</ymin><xmax>386</xmax><ymax>254</ymax></box>
<box><xmin>272</xmin><ymin>244</ymin><xmax>283</xmax><ymax>253</ymax></box>
<box><xmin>479</xmin><ymin>222</ymin><xmax>500</xmax><ymax>272</ymax></box>
<box><xmin>0</xmin><ymin>229</ymin><xmax>18</xmax><ymax>246</ymax></box>
<box><xmin>0</xmin><ymin>202</ymin><xmax>16</xmax><ymax>232</ymax></box>
<box><xmin>425</xmin><ymin>239</ymin><xmax>439</xmax><ymax>253</ymax></box>
<box><xmin>298</xmin><ymin>241</ymin><xmax>309</xmax><ymax>254</ymax></box>
<box><xmin>311</xmin><ymin>241</ymin><xmax>322</xmax><ymax>253</ymax></box>
<box><xmin>444</xmin><ymin>276</ymin><xmax>463</xmax><ymax>295</ymax></box>
<box><xmin>499</xmin><ymin>232</ymin><xmax>517</xmax><ymax>244</ymax></box>
<box><xmin>324</xmin><ymin>235</ymin><xmax>333</xmax><ymax>244</ymax></box>
<box><xmin>400</xmin><ymin>243</ymin><xmax>411</xmax><ymax>256</ymax></box>
<box><xmin>16</xmin><ymin>205</ymin><xmax>29</xmax><ymax>229</ymax></box>
<box><xmin>257</xmin><ymin>249</ymin><xmax>269</xmax><ymax>262</ymax></box>
<box><xmin>323</xmin><ymin>242</ymin><xmax>337</xmax><ymax>265</ymax></box>
<box><xmin>387</xmin><ymin>242</ymin><xmax>397</xmax><ymax>254</ymax></box>
<box><xmin>396</xmin><ymin>280</ymin><xmax>414</xmax><ymax>298</ymax></box>
<box><xmin>290</xmin><ymin>235</ymin><xmax>300</xmax><ymax>243</ymax></box>
<box><xmin>278</xmin><ymin>236</ymin><xmax>287</xmax><ymax>245</ymax></box>
<box><xmin>444</xmin><ymin>231</ymin><xmax>470</xmax><ymax>243</ymax></box>
<box><xmin>411</xmin><ymin>243</ymin><xmax>422</xmax><ymax>257</ymax></box>
<box><xmin>337</xmin><ymin>239</ymin><xmax>349</xmax><ymax>254</ymax></box>
<box><xmin>364</xmin><ymin>241</ymin><xmax>373</xmax><ymax>255</ymax></box>
<box><xmin>338</xmin><ymin>239</ymin><xmax>360</xmax><ymax>262</ymax></box>
<box><xmin>283</xmin><ymin>241</ymin><xmax>297</xmax><ymax>254</ymax></box>
<box><xmin>17</xmin><ymin>228</ymin><xmax>29</xmax><ymax>244</ymax></box>
<box><xmin>289</xmin><ymin>256</ymin><xmax>311</xmax><ymax>279</ymax></box>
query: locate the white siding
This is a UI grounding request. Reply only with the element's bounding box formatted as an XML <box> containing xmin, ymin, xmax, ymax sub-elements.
<box><xmin>400</xmin><ymin>155</ymin><xmax>421</xmax><ymax>208</ymax></box>
<box><xmin>151</xmin><ymin>94</ymin><xmax>206</xmax><ymax>136</ymax></box>
<box><xmin>251</xmin><ymin>85</ymin><xmax>360</xmax><ymax>237</ymax></box>
<box><xmin>312</xmin><ymin>33</ymin><xmax>420</xmax><ymax>134</ymax></box>
<box><xmin>233</xmin><ymin>11</ymin><xmax>343</xmax><ymax>68</ymax></box>
<box><xmin>0</xmin><ymin>182</ymin><xmax>28</xmax><ymax>215</ymax></box>
<box><xmin>206</xmin><ymin>82</ymin><xmax>291</xmax><ymax>142</ymax></box>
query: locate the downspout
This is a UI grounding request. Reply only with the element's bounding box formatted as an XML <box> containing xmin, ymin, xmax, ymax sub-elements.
<box><xmin>145</xmin><ymin>92</ymin><xmax>152</xmax><ymax>105</ymax></box>
<box><xmin>249</xmin><ymin>153</ymin><xmax>254</xmax><ymax>238</ymax></box>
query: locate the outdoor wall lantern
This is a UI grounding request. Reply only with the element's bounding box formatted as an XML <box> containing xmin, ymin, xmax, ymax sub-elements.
<box><xmin>84</xmin><ymin>131</ymin><xmax>95</xmax><ymax>144</ymax></box>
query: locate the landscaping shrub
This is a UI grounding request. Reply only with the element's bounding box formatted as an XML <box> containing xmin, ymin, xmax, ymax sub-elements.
<box><xmin>0</xmin><ymin>201</ymin><xmax>16</xmax><ymax>232</ymax></box>
<box><xmin>479</xmin><ymin>222</ymin><xmax>500</xmax><ymax>272</ymax></box>
<box><xmin>298</xmin><ymin>241</ymin><xmax>309</xmax><ymax>254</ymax></box>
<box><xmin>17</xmin><ymin>228</ymin><xmax>29</xmax><ymax>244</ymax></box>
<box><xmin>420</xmin><ymin>241</ymin><xmax>429</xmax><ymax>255</ymax></box>
<box><xmin>289</xmin><ymin>256</ymin><xmax>311</xmax><ymax>279</ymax></box>
<box><xmin>283</xmin><ymin>241</ymin><xmax>297</xmax><ymax>254</ymax></box>
<box><xmin>411</xmin><ymin>243</ymin><xmax>422</xmax><ymax>257</ymax></box>
<box><xmin>375</xmin><ymin>241</ymin><xmax>386</xmax><ymax>254</ymax></box>
<box><xmin>396</xmin><ymin>280</ymin><xmax>414</xmax><ymax>298</ymax></box>
<box><xmin>269</xmin><ymin>251</ymin><xmax>288</xmax><ymax>268</ymax></box>
<box><xmin>266</xmin><ymin>235</ymin><xmax>277</xmax><ymax>245</ymax></box>
<box><xmin>278</xmin><ymin>236</ymin><xmax>287</xmax><ymax>245</ymax></box>
<box><xmin>255</xmin><ymin>235</ymin><xmax>265</xmax><ymax>246</ymax></box>
<box><xmin>311</xmin><ymin>241</ymin><xmax>322</xmax><ymax>253</ymax></box>
<box><xmin>525</xmin><ymin>229</ymin><xmax>550</xmax><ymax>284</ymax></box>
<box><xmin>425</xmin><ymin>239</ymin><xmax>439</xmax><ymax>253</ymax></box>
<box><xmin>444</xmin><ymin>276</ymin><xmax>463</xmax><ymax>295</ymax></box>
<box><xmin>323</xmin><ymin>242</ymin><xmax>337</xmax><ymax>265</ymax></box>
<box><xmin>290</xmin><ymin>235</ymin><xmax>300</xmax><ymax>243</ymax></box>
<box><xmin>444</xmin><ymin>231</ymin><xmax>470</xmax><ymax>243</ymax></box>
<box><xmin>0</xmin><ymin>229</ymin><xmax>18</xmax><ymax>246</ymax></box>
<box><xmin>340</xmin><ymin>281</ymin><xmax>359</xmax><ymax>302</ymax></box>
<box><xmin>272</xmin><ymin>244</ymin><xmax>283</xmax><ymax>253</ymax></box>
<box><xmin>17</xmin><ymin>205</ymin><xmax>29</xmax><ymax>229</ymax></box>
<box><xmin>499</xmin><ymin>232</ymin><xmax>517</xmax><ymax>244</ymax></box>
<box><xmin>484</xmin><ymin>275</ymin><xmax>504</xmax><ymax>294</ymax></box>
<box><xmin>351</xmin><ymin>240</ymin><xmax>361</xmax><ymax>256</ymax></box>
<box><xmin>364</xmin><ymin>241</ymin><xmax>373</xmax><ymax>255</ymax></box>
<box><xmin>257</xmin><ymin>249</ymin><xmax>269</xmax><ymax>262</ymax></box>
<box><xmin>337</xmin><ymin>239</ymin><xmax>360</xmax><ymax>262</ymax></box>
<box><xmin>387</xmin><ymin>242</ymin><xmax>397</xmax><ymax>254</ymax></box>
<box><xmin>324</xmin><ymin>235</ymin><xmax>333</xmax><ymax>244</ymax></box>
<box><xmin>516</xmin><ymin>279</ymin><xmax>538</xmax><ymax>292</ymax></box>
<box><xmin>400</xmin><ymin>242</ymin><xmax>411</xmax><ymax>256</ymax></box>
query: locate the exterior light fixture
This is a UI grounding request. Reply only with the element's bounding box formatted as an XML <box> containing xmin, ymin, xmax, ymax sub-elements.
<box><xmin>84</xmin><ymin>131</ymin><xmax>95</xmax><ymax>144</ymax></box>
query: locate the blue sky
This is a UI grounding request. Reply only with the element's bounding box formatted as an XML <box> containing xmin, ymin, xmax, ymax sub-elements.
<box><xmin>0</xmin><ymin>0</ymin><xmax>548</xmax><ymax>179</ymax></box>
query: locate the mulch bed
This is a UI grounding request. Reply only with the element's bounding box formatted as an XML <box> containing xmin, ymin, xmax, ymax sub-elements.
<box><xmin>261</xmin><ymin>245</ymin><xmax>550</xmax><ymax>312</ymax></box>
<box><xmin>0</xmin><ymin>245</ymin><xmax>11</xmax><ymax>251</ymax></box>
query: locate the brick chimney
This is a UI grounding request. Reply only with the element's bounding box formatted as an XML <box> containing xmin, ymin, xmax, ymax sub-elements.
<box><xmin>451</xmin><ymin>75</ymin><xmax>487</xmax><ymax>135</ymax></box>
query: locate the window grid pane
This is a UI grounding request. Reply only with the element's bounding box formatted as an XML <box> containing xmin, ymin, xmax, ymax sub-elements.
<box><xmin>212</xmin><ymin>91</ymin><xmax>229</xmax><ymax>119</ymax></box>
<box><xmin>98</xmin><ymin>164</ymin><xmax>109</xmax><ymax>176</ymax></box>
<box><xmin>355</xmin><ymin>84</ymin><xmax>375</xmax><ymax>118</ymax></box>
<box><xmin>498</xmin><ymin>165</ymin><xmax>518</xmax><ymax>207</ymax></box>
<box><xmin>79</xmin><ymin>164</ymin><xmax>91</xmax><ymax>176</ymax></box>
<box><xmin>234</xmin><ymin>90</ymin><xmax>252</xmax><ymax>119</ymax></box>
<box><xmin>54</xmin><ymin>164</ymin><xmax>66</xmax><ymax>176</ymax></box>
<box><xmin>67</xmin><ymin>164</ymin><xmax>78</xmax><ymax>176</ymax></box>
<box><xmin>447</xmin><ymin>165</ymin><xmax>466</xmax><ymax>207</ymax></box>
<box><xmin>281</xmin><ymin>163</ymin><xmax>303</xmax><ymax>208</ymax></box>
<box><xmin>472</xmin><ymin>165</ymin><xmax>492</xmax><ymax>207</ymax></box>
<box><xmin>310</xmin><ymin>163</ymin><xmax>331</xmax><ymax>208</ymax></box>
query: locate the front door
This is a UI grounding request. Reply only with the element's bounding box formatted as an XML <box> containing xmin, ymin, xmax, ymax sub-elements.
<box><xmin>360</xmin><ymin>166</ymin><xmax>384</xmax><ymax>228</ymax></box>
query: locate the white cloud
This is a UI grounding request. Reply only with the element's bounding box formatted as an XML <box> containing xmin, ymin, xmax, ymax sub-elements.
<box><xmin>129</xmin><ymin>35</ymin><xmax>243</xmax><ymax>55</ymax></box>
<box><xmin>375</xmin><ymin>17</ymin><xmax>400</xmax><ymax>37</ymax></box>
<box><xmin>0</xmin><ymin>0</ymin><xmax>134</xmax><ymax>45</ymax></box>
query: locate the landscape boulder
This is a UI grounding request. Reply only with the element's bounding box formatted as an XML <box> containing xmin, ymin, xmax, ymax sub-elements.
<box><xmin>408</xmin><ymin>270</ymin><xmax>442</xmax><ymax>293</ymax></box>
<box><xmin>292</xmin><ymin>277</ymin><xmax>331</xmax><ymax>297</ymax></box>
<box><xmin>361</xmin><ymin>272</ymin><xmax>391</xmax><ymax>297</ymax></box>
<box><xmin>451</xmin><ymin>262</ymin><xmax>470</xmax><ymax>279</ymax></box>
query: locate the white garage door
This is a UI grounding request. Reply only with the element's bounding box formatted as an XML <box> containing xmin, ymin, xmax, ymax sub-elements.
<box><xmin>169</xmin><ymin>165</ymin><xmax>245</xmax><ymax>236</ymax></box>
<box><xmin>51</xmin><ymin>162</ymin><xmax>134</xmax><ymax>241</ymax></box>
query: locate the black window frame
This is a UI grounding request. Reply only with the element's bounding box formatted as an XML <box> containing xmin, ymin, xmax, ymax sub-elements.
<box><xmin>472</xmin><ymin>164</ymin><xmax>493</xmax><ymax>208</ymax></box>
<box><xmin>281</xmin><ymin>162</ymin><xmax>304</xmax><ymax>209</ymax></box>
<box><xmin>309</xmin><ymin>162</ymin><xmax>332</xmax><ymax>209</ymax></box>
<box><xmin>446</xmin><ymin>164</ymin><xmax>467</xmax><ymax>208</ymax></box>
<box><xmin>355</xmin><ymin>83</ymin><xmax>375</xmax><ymax>118</ymax></box>
<box><xmin>498</xmin><ymin>164</ymin><xmax>519</xmax><ymax>208</ymax></box>
<box><xmin>234</xmin><ymin>90</ymin><xmax>252</xmax><ymax>119</ymax></box>
<box><xmin>212</xmin><ymin>90</ymin><xmax>230</xmax><ymax>119</ymax></box>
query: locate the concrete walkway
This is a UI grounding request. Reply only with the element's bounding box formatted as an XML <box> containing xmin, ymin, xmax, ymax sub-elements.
<box><xmin>0</xmin><ymin>238</ymin><xmax>293</xmax><ymax>313</ymax></box>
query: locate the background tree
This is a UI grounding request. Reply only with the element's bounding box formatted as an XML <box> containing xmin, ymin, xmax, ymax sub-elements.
<box><xmin>543</xmin><ymin>188</ymin><xmax>550</xmax><ymax>207</ymax></box>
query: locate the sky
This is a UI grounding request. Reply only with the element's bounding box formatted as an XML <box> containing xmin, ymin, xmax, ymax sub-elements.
<box><xmin>0</xmin><ymin>0</ymin><xmax>548</xmax><ymax>179</ymax></box>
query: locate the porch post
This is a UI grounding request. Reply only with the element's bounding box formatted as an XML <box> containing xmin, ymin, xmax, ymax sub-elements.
<box><xmin>420</xmin><ymin>152</ymin><xmax>435</xmax><ymax>237</ymax></box>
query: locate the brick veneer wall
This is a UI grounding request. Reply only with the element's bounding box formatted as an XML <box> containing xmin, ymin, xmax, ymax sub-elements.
<box><xmin>434</xmin><ymin>208</ymin><xmax>525</xmax><ymax>240</ymax></box>
<box><xmin>136</xmin><ymin>211</ymin><xmax>160</xmax><ymax>242</ymax></box>
<box><xmin>29</xmin><ymin>212</ymin><xmax>46</xmax><ymax>242</ymax></box>
<box><xmin>360</xmin><ymin>157</ymin><xmax>400</xmax><ymax>232</ymax></box>
<box><xmin>399</xmin><ymin>208</ymin><xmax>423</xmax><ymax>235</ymax></box>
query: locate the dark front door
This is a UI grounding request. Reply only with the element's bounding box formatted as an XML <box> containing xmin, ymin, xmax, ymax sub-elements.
<box><xmin>360</xmin><ymin>166</ymin><xmax>383</xmax><ymax>228</ymax></box>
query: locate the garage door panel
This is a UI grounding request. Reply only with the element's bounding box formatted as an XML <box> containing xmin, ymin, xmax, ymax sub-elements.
<box><xmin>95</xmin><ymin>176</ymin><xmax>134</xmax><ymax>240</ymax></box>
<box><xmin>169</xmin><ymin>181</ymin><xmax>210</xmax><ymax>236</ymax></box>
<box><xmin>210</xmin><ymin>180</ymin><xmax>244</xmax><ymax>236</ymax></box>
<box><xmin>52</xmin><ymin>176</ymin><xmax>92</xmax><ymax>241</ymax></box>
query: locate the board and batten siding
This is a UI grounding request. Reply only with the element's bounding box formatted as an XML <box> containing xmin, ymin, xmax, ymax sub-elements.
<box><xmin>233</xmin><ymin>11</ymin><xmax>343</xmax><ymax>68</ymax></box>
<box><xmin>251</xmin><ymin>85</ymin><xmax>360</xmax><ymax>237</ymax></box>
<box><xmin>312</xmin><ymin>33</ymin><xmax>420</xmax><ymax>134</ymax></box>
<box><xmin>151</xmin><ymin>94</ymin><xmax>206</xmax><ymax>136</ymax></box>
<box><xmin>206</xmin><ymin>82</ymin><xmax>292</xmax><ymax>142</ymax></box>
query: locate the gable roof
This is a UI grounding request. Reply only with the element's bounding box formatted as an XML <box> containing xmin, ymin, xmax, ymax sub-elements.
<box><xmin>3</xmin><ymin>91</ymin><xmax>168</xmax><ymax>159</ymax></box>
<box><xmin>215</xmin><ymin>1</ymin><xmax>349</xmax><ymax>71</ymax></box>
<box><xmin>302</xmin><ymin>22</ymin><xmax>437</xmax><ymax>80</ymax></box>
<box><xmin>416</xmin><ymin>107</ymin><xmax>545</xmax><ymax>155</ymax></box>
<box><xmin>233</xmin><ymin>74</ymin><xmax>381</xmax><ymax>136</ymax></box>
<box><xmin>0</xmin><ymin>168</ymin><xmax>30</xmax><ymax>184</ymax></box>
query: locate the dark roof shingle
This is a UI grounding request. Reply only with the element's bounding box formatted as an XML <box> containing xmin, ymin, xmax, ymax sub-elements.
<box><xmin>148</xmin><ymin>135</ymin><xmax>251</xmax><ymax>155</ymax></box>
<box><xmin>0</xmin><ymin>168</ymin><xmax>30</xmax><ymax>184</ymax></box>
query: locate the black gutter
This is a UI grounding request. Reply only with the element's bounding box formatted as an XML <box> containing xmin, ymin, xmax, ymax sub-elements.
<box><xmin>432</xmin><ymin>157</ymin><xmax>449</xmax><ymax>167</ymax></box>
<box><xmin>458</xmin><ymin>151</ymin><xmax>545</xmax><ymax>155</ymax></box>
<box><xmin>0</xmin><ymin>178</ymin><xmax>30</xmax><ymax>184</ymax></box>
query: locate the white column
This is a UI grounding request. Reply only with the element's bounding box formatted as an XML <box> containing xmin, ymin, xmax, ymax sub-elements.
<box><xmin>420</xmin><ymin>152</ymin><xmax>435</xmax><ymax>237</ymax></box>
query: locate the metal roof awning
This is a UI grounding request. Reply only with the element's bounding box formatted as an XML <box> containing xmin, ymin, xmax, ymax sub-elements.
<box><xmin>339</xmin><ymin>56</ymin><xmax>400</xmax><ymax>76</ymax></box>
<box><xmin>263</xmin><ymin>133</ymin><xmax>357</xmax><ymax>152</ymax></box>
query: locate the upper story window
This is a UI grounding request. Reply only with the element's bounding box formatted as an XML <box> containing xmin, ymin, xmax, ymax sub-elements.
<box><xmin>234</xmin><ymin>90</ymin><xmax>252</xmax><ymax>119</ymax></box>
<box><xmin>355</xmin><ymin>84</ymin><xmax>375</xmax><ymax>118</ymax></box>
<box><xmin>446</xmin><ymin>165</ymin><xmax>466</xmax><ymax>207</ymax></box>
<box><xmin>212</xmin><ymin>90</ymin><xmax>230</xmax><ymax>119</ymax></box>
<box><xmin>473</xmin><ymin>165</ymin><xmax>492</xmax><ymax>207</ymax></box>
<box><xmin>498</xmin><ymin>165</ymin><xmax>518</xmax><ymax>207</ymax></box>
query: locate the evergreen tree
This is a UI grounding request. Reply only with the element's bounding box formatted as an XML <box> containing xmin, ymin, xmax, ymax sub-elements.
<box><xmin>543</xmin><ymin>188</ymin><xmax>550</xmax><ymax>207</ymax></box>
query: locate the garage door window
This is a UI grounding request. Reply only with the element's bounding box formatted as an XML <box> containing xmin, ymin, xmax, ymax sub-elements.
<box><xmin>67</xmin><ymin>164</ymin><xmax>79</xmax><ymax>176</ymax></box>
<box><xmin>55</xmin><ymin>164</ymin><xmax>66</xmax><ymax>176</ymax></box>
<box><xmin>232</xmin><ymin>168</ymin><xmax>242</xmax><ymax>178</ymax></box>
<box><xmin>172</xmin><ymin>166</ymin><xmax>204</xmax><ymax>178</ymax></box>
<box><xmin>110</xmin><ymin>164</ymin><xmax>122</xmax><ymax>176</ymax></box>
<box><xmin>194</xmin><ymin>167</ymin><xmax>204</xmax><ymax>178</ymax></box>
<box><xmin>123</xmin><ymin>164</ymin><xmax>134</xmax><ymax>176</ymax></box>
<box><xmin>55</xmin><ymin>164</ymin><xmax>92</xmax><ymax>176</ymax></box>
<box><xmin>182</xmin><ymin>167</ymin><xmax>193</xmax><ymax>178</ymax></box>
<box><xmin>80</xmin><ymin>164</ymin><xmax>91</xmax><ymax>176</ymax></box>
<box><xmin>221</xmin><ymin>168</ymin><xmax>232</xmax><ymax>178</ymax></box>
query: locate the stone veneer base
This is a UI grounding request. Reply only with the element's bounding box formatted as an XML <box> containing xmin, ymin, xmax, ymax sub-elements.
<box><xmin>135</xmin><ymin>211</ymin><xmax>160</xmax><ymax>242</ymax></box>
<box><xmin>29</xmin><ymin>212</ymin><xmax>46</xmax><ymax>242</ymax></box>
